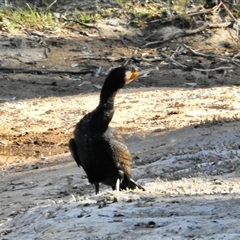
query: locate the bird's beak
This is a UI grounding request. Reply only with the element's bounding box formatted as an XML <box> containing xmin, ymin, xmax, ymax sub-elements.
<box><xmin>125</xmin><ymin>70</ymin><xmax>139</xmax><ymax>84</ymax></box>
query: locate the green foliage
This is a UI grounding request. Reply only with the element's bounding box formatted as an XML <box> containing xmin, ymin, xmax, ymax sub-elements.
<box><xmin>2</xmin><ymin>0</ymin><xmax>238</xmax><ymax>33</ymax></box>
<box><xmin>0</xmin><ymin>4</ymin><xmax>62</xmax><ymax>32</ymax></box>
<box><xmin>172</xmin><ymin>0</ymin><xmax>189</xmax><ymax>15</ymax></box>
<box><xmin>103</xmin><ymin>8</ymin><xmax>113</xmax><ymax>17</ymax></box>
<box><xmin>115</xmin><ymin>0</ymin><xmax>129</xmax><ymax>7</ymax></box>
<box><xmin>72</xmin><ymin>11</ymin><xmax>101</xmax><ymax>24</ymax></box>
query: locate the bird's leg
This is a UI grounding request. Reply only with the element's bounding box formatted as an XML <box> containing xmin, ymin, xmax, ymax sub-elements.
<box><xmin>94</xmin><ymin>183</ymin><xmax>99</xmax><ymax>195</ymax></box>
<box><xmin>116</xmin><ymin>179</ymin><xmax>120</xmax><ymax>192</ymax></box>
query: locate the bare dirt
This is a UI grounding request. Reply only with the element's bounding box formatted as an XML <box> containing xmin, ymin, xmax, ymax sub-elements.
<box><xmin>1</xmin><ymin>1</ymin><xmax>240</xmax><ymax>239</ymax></box>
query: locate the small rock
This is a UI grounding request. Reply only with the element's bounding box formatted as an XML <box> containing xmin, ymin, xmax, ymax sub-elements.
<box><xmin>106</xmin><ymin>18</ymin><xmax>119</xmax><ymax>26</ymax></box>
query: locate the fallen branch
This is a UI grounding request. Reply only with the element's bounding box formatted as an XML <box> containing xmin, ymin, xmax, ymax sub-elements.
<box><xmin>193</xmin><ymin>66</ymin><xmax>233</xmax><ymax>72</ymax></box>
<box><xmin>183</xmin><ymin>44</ymin><xmax>240</xmax><ymax>67</ymax></box>
<box><xmin>0</xmin><ymin>67</ymin><xmax>95</xmax><ymax>75</ymax></box>
<box><xmin>142</xmin><ymin>31</ymin><xmax>183</xmax><ymax>48</ymax></box>
<box><xmin>220</xmin><ymin>1</ymin><xmax>238</xmax><ymax>22</ymax></box>
<box><xmin>188</xmin><ymin>0</ymin><xmax>223</xmax><ymax>16</ymax></box>
<box><xmin>71</xmin><ymin>55</ymin><xmax>128</xmax><ymax>62</ymax></box>
<box><xmin>189</xmin><ymin>1</ymin><xmax>239</xmax><ymax>40</ymax></box>
<box><xmin>183</xmin><ymin>44</ymin><xmax>215</xmax><ymax>58</ymax></box>
<box><xmin>188</xmin><ymin>0</ymin><xmax>237</xmax><ymax>22</ymax></box>
<box><xmin>185</xmin><ymin>22</ymin><xmax>232</xmax><ymax>34</ymax></box>
<box><xmin>142</xmin><ymin>22</ymin><xmax>232</xmax><ymax>48</ymax></box>
<box><xmin>188</xmin><ymin>7</ymin><xmax>216</xmax><ymax>16</ymax></box>
<box><xmin>160</xmin><ymin>52</ymin><xmax>234</xmax><ymax>72</ymax></box>
<box><xmin>170</xmin><ymin>45</ymin><xmax>184</xmax><ymax>58</ymax></box>
<box><xmin>64</xmin><ymin>26</ymin><xmax>99</xmax><ymax>37</ymax></box>
<box><xmin>141</xmin><ymin>30</ymin><xmax>158</xmax><ymax>41</ymax></box>
<box><xmin>64</xmin><ymin>19</ymin><xmax>100</xmax><ymax>32</ymax></box>
<box><xmin>11</xmin><ymin>185</ymin><xmax>38</xmax><ymax>191</ymax></box>
<box><xmin>160</xmin><ymin>52</ymin><xmax>186</xmax><ymax>68</ymax></box>
<box><xmin>71</xmin><ymin>54</ymin><xmax>161</xmax><ymax>63</ymax></box>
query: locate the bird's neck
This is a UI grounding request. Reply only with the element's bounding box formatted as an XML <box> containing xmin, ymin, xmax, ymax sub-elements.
<box><xmin>99</xmin><ymin>86</ymin><xmax>118</xmax><ymax>106</ymax></box>
<box><xmin>92</xmin><ymin>87</ymin><xmax>118</xmax><ymax>132</ymax></box>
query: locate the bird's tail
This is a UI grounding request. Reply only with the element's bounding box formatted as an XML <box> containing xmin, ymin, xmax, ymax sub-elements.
<box><xmin>120</xmin><ymin>175</ymin><xmax>145</xmax><ymax>191</ymax></box>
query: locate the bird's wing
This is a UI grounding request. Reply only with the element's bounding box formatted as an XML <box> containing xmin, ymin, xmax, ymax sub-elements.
<box><xmin>104</xmin><ymin>127</ymin><xmax>132</xmax><ymax>176</ymax></box>
<box><xmin>104</xmin><ymin>128</ymin><xmax>146</xmax><ymax>191</ymax></box>
<box><xmin>69</xmin><ymin>138</ymin><xmax>82</xmax><ymax>167</ymax></box>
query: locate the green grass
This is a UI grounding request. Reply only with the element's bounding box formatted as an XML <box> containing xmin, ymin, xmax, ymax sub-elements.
<box><xmin>71</xmin><ymin>10</ymin><xmax>101</xmax><ymax>24</ymax></box>
<box><xmin>0</xmin><ymin>4</ymin><xmax>62</xmax><ymax>32</ymax></box>
<box><xmin>1</xmin><ymin>0</ymin><xmax>237</xmax><ymax>33</ymax></box>
<box><xmin>0</xmin><ymin>1</ymin><xmax>192</xmax><ymax>32</ymax></box>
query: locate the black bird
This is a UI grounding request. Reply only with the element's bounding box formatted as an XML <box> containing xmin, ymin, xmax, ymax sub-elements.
<box><xmin>69</xmin><ymin>67</ymin><xmax>145</xmax><ymax>194</ymax></box>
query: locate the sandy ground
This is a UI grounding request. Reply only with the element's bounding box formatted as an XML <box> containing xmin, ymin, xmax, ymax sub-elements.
<box><xmin>1</xmin><ymin>1</ymin><xmax>240</xmax><ymax>239</ymax></box>
<box><xmin>1</xmin><ymin>86</ymin><xmax>240</xmax><ymax>239</ymax></box>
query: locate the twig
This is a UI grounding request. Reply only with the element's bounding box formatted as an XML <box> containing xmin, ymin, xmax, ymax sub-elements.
<box><xmin>185</xmin><ymin>22</ymin><xmax>232</xmax><ymax>34</ymax></box>
<box><xmin>183</xmin><ymin>44</ymin><xmax>240</xmax><ymax>67</ymax></box>
<box><xmin>71</xmin><ymin>54</ymin><xmax>152</xmax><ymax>63</ymax></box>
<box><xmin>193</xmin><ymin>66</ymin><xmax>233</xmax><ymax>72</ymax></box>
<box><xmin>189</xmin><ymin>1</ymin><xmax>238</xmax><ymax>39</ymax></box>
<box><xmin>83</xmin><ymin>41</ymin><xmax>94</xmax><ymax>55</ymax></box>
<box><xmin>170</xmin><ymin>45</ymin><xmax>184</xmax><ymax>58</ymax></box>
<box><xmin>221</xmin><ymin>1</ymin><xmax>238</xmax><ymax>22</ymax></box>
<box><xmin>233</xmin><ymin>52</ymin><xmax>240</xmax><ymax>59</ymax></box>
<box><xmin>0</xmin><ymin>67</ymin><xmax>95</xmax><ymax>75</ymax></box>
<box><xmin>188</xmin><ymin>0</ymin><xmax>223</xmax><ymax>17</ymax></box>
<box><xmin>64</xmin><ymin>19</ymin><xmax>100</xmax><ymax>32</ymax></box>
<box><xmin>47</xmin><ymin>0</ymin><xmax>57</xmax><ymax>11</ymax></box>
<box><xmin>142</xmin><ymin>22</ymin><xmax>232</xmax><ymax>48</ymax></box>
<box><xmin>120</xmin><ymin>37</ymin><xmax>129</xmax><ymax>48</ymax></box>
<box><xmin>160</xmin><ymin>52</ymin><xmax>187</xmax><ymax>68</ymax></box>
<box><xmin>71</xmin><ymin>55</ymin><xmax>128</xmax><ymax>61</ymax></box>
<box><xmin>64</xmin><ymin>26</ymin><xmax>99</xmax><ymax>37</ymax></box>
<box><xmin>142</xmin><ymin>31</ymin><xmax>183</xmax><ymax>48</ymax></box>
<box><xmin>141</xmin><ymin>30</ymin><xmax>157</xmax><ymax>41</ymax></box>
<box><xmin>11</xmin><ymin>185</ymin><xmax>38</xmax><ymax>191</ymax></box>
<box><xmin>188</xmin><ymin>8</ymin><xmax>215</xmax><ymax>16</ymax></box>
<box><xmin>183</xmin><ymin>44</ymin><xmax>216</xmax><ymax>58</ymax></box>
<box><xmin>188</xmin><ymin>0</ymin><xmax>236</xmax><ymax>21</ymax></box>
<box><xmin>160</xmin><ymin>52</ymin><xmax>234</xmax><ymax>72</ymax></box>
<box><xmin>141</xmin><ymin>56</ymin><xmax>162</xmax><ymax>62</ymax></box>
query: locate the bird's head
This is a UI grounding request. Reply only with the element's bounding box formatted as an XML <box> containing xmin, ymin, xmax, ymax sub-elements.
<box><xmin>104</xmin><ymin>67</ymin><xmax>139</xmax><ymax>91</ymax></box>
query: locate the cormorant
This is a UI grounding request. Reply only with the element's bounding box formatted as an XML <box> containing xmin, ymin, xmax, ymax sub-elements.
<box><xmin>69</xmin><ymin>67</ymin><xmax>145</xmax><ymax>194</ymax></box>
